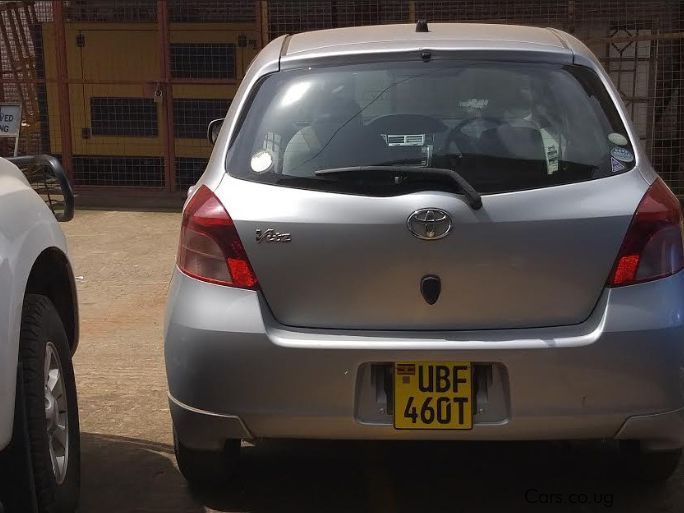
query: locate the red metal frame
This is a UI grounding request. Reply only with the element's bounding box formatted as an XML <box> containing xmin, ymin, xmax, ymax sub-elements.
<box><xmin>52</xmin><ymin>0</ymin><xmax>74</xmax><ymax>180</ymax></box>
<box><xmin>256</xmin><ymin>0</ymin><xmax>268</xmax><ymax>49</ymax></box>
<box><xmin>157</xmin><ymin>0</ymin><xmax>176</xmax><ymax>193</ymax></box>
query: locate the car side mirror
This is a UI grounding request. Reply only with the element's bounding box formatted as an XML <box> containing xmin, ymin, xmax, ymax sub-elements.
<box><xmin>9</xmin><ymin>155</ymin><xmax>75</xmax><ymax>222</ymax></box>
<box><xmin>207</xmin><ymin>118</ymin><xmax>223</xmax><ymax>145</ymax></box>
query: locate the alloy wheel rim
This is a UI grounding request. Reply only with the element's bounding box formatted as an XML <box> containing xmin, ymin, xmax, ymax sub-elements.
<box><xmin>44</xmin><ymin>341</ymin><xmax>69</xmax><ymax>484</ymax></box>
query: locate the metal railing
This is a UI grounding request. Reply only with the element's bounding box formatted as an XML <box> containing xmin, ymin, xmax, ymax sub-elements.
<box><xmin>8</xmin><ymin>154</ymin><xmax>75</xmax><ymax>221</ymax></box>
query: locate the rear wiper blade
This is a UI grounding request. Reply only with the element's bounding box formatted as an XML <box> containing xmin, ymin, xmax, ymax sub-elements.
<box><xmin>315</xmin><ymin>166</ymin><xmax>482</xmax><ymax>210</ymax></box>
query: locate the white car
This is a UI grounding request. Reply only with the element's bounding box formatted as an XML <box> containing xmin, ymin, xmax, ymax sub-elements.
<box><xmin>0</xmin><ymin>156</ymin><xmax>79</xmax><ymax>513</ymax></box>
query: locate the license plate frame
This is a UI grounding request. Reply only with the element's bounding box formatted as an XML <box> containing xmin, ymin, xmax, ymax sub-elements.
<box><xmin>393</xmin><ymin>361</ymin><xmax>473</xmax><ymax>430</ymax></box>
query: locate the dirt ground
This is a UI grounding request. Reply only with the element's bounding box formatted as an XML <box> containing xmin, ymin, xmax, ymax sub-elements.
<box><xmin>63</xmin><ymin>210</ymin><xmax>684</xmax><ymax>513</ymax></box>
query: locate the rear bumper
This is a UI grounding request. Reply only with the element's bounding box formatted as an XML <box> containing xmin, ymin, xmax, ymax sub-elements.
<box><xmin>169</xmin><ymin>396</ymin><xmax>684</xmax><ymax>452</ymax></box>
<box><xmin>616</xmin><ymin>407</ymin><xmax>684</xmax><ymax>451</ymax></box>
<box><xmin>165</xmin><ymin>269</ymin><xmax>684</xmax><ymax>451</ymax></box>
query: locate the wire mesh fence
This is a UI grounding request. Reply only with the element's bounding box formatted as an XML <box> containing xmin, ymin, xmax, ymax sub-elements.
<box><xmin>0</xmin><ymin>1</ymin><xmax>52</xmax><ymax>157</ymax></box>
<box><xmin>0</xmin><ymin>1</ymin><xmax>682</xmax><ymax>198</ymax></box>
<box><xmin>64</xmin><ymin>0</ymin><xmax>157</xmax><ymax>23</ymax></box>
<box><xmin>0</xmin><ymin>0</ymin><xmax>258</xmax><ymax>191</ymax></box>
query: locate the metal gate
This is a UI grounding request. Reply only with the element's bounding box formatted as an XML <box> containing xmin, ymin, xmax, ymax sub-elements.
<box><xmin>1</xmin><ymin>1</ymin><xmax>682</xmax><ymax>204</ymax></box>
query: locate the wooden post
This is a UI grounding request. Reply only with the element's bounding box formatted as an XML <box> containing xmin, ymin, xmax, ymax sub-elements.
<box><xmin>567</xmin><ymin>0</ymin><xmax>576</xmax><ymax>34</ymax></box>
<box><xmin>258</xmin><ymin>1</ymin><xmax>269</xmax><ymax>48</ymax></box>
<box><xmin>678</xmin><ymin>5</ymin><xmax>684</xmax><ymax>190</ymax></box>
<box><xmin>52</xmin><ymin>0</ymin><xmax>73</xmax><ymax>179</ymax></box>
<box><xmin>157</xmin><ymin>0</ymin><xmax>176</xmax><ymax>192</ymax></box>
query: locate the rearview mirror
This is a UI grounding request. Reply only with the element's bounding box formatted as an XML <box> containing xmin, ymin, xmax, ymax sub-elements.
<box><xmin>9</xmin><ymin>155</ymin><xmax>75</xmax><ymax>222</ymax></box>
<box><xmin>207</xmin><ymin>118</ymin><xmax>223</xmax><ymax>145</ymax></box>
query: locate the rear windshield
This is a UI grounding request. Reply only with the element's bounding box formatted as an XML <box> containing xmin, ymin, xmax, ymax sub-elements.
<box><xmin>226</xmin><ymin>60</ymin><xmax>635</xmax><ymax>195</ymax></box>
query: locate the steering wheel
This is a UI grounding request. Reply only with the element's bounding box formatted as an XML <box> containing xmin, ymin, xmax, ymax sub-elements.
<box><xmin>444</xmin><ymin>116</ymin><xmax>504</xmax><ymax>154</ymax></box>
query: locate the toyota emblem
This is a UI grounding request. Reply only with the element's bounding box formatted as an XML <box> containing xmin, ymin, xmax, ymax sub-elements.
<box><xmin>407</xmin><ymin>208</ymin><xmax>452</xmax><ymax>240</ymax></box>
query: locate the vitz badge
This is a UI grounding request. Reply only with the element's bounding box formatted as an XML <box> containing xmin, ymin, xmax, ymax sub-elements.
<box><xmin>256</xmin><ymin>228</ymin><xmax>292</xmax><ymax>243</ymax></box>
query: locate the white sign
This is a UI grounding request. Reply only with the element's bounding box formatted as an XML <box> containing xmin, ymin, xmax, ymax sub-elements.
<box><xmin>0</xmin><ymin>103</ymin><xmax>22</xmax><ymax>157</ymax></box>
<box><xmin>0</xmin><ymin>104</ymin><xmax>21</xmax><ymax>137</ymax></box>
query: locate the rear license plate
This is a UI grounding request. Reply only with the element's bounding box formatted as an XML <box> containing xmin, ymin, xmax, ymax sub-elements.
<box><xmin>394</xmin><ymin>361</ymin><xmax>473</xmax><ymax>430</ymax></box>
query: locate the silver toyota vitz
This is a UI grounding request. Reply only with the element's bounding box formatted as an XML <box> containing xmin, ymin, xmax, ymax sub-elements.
<box><xmin>165</xmin><ymin>22</ymin><xmax>684</xmax><ymax>484</ymax></box>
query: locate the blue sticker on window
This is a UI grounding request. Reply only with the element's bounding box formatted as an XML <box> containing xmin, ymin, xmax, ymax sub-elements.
<box><xmin>610</xmin><ymin>147</ymin><xmax>634</xmax><ymax>163</ymax></box>
<box><xmin>611</xmin><ymin>157</ymin><xmax>626</xmax><ymax>173</ymax></box>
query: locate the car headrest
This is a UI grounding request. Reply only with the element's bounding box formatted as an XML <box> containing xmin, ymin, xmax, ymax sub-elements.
<box><xmin>313</xmin><ymin>96</ymin><xmax>362</xmax><ymax>126</ymax></box>
<box><xmin>479</xmin><ymin>125</ymin><xmax>546</xmax><ymax>162</ymax></box>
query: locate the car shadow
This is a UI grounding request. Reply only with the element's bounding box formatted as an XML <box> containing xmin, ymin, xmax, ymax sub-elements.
<box><xmin>81</xmin><ymin>434</ymin><xmax>683</xmax><ymax>513</ymax></box>
<box><xmin>196</xmin><ymin>440</ymin><xmax>683</xmax><ymax>513</ymax></box>
<box><xmin>79</xmin><ymin>432</ymin><xmax>203</xmax><ymax>513</ymax></box>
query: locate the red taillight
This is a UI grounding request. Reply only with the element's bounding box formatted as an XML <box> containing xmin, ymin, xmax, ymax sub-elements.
<box><xmin>177</xmin><ymin>185</ymin><xmax>258</xmax><ymax>289</ymax></box>
<box><xmin>609</xmin><ymin>178</ymin><xmax>684</xmax><ymax>287</ymax></box>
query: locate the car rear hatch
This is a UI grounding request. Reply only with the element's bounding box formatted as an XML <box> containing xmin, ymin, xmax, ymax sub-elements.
<box><xmin>220</xmin><ymin>170</ymin><xmax>646</xmax><ymax>330</ymax></box>
<box><xmin>216</xmin><ymin>56</ymin><xmax>647</xmax><ymax>330</ymax></box>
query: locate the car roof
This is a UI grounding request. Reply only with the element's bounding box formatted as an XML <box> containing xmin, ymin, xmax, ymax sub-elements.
<box><xmin>283</xmin><ymin>23</ymin><xmax>570</xmax><ymax>60</ymax></box>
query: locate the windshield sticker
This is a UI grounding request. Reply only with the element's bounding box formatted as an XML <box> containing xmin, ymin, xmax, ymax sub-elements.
<box><xmin>611</xmin><ymin>157</ymin><xmax>626</xmax><ymax>173</ymax></box>
<box><xmin>250</xmin><ymin>150</ymin><xmax>273</xmax><ymax>173</ymax></box>
<box><xmin>608</xmin><ymin>133</ymin><xmax>629</xmax><ymax>146</ymax></box>
<box><xmin>610</xmin><ymin>147</ymin><xmax>634</xmax><ymax>163</ymax></box>
<box><xmin>458</xmin><ymin>98</ymin><xmax>488</xmax><ymax>110</ymax></box>
<box><xmin>540</xmin><ymin>128</ymin><xmax>560</xmax><ymax>174</ymax></box>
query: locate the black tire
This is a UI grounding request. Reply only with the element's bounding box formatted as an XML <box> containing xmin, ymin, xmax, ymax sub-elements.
<box><xmin>173</xmin><ymin>429</ymin><xmax>239</xmax><ymax>486</ymax></box>
<box><xmin>620</xmin><ymin>440</ymin><xmax>682</xmax><ymax>483</ymax></box>
<box><xmin>19</xmin><ymin>294</ymin><xmax>80</xmax><ymax>513</ymax></box>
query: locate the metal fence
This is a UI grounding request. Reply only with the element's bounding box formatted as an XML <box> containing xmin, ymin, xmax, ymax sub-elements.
<box><xmin>0</xmin><ymin>0</ymin><xmax>682</xmax><ymax>202</ymax></box>
<box><xmin>0</xmin><ymin>0</ymin><xmax>259</xmax><ymax>202</ymax></box>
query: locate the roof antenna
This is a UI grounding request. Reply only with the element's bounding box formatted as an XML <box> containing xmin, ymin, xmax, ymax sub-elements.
<box><xmin>415</xmin><ymin>19</ymin><xmax>429</xmax><ymax>32</ymax></box>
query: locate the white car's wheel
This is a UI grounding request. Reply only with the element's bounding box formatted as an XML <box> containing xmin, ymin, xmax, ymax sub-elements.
<box><xmin>20</xmin><ymin>294</ymin><xmax>80</xmax><ymax>512</ymax></box>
